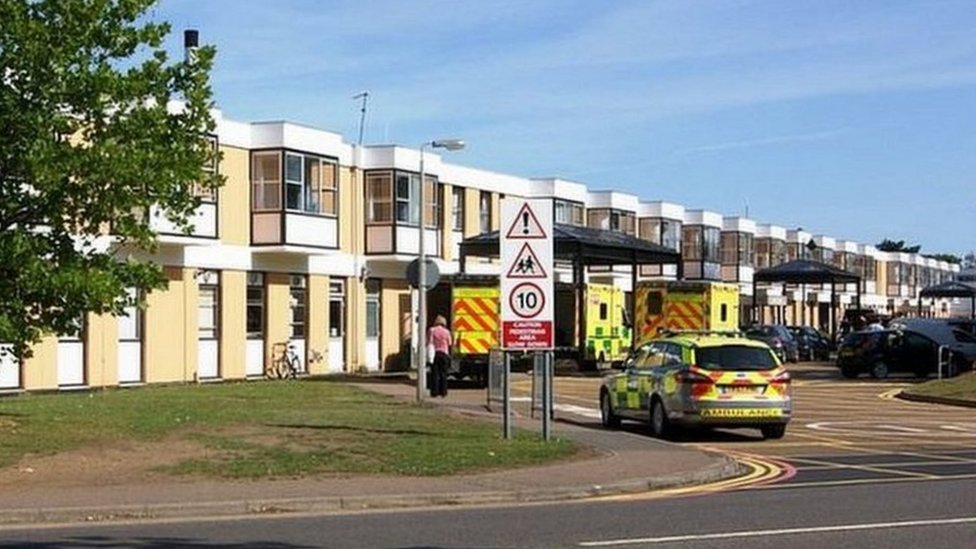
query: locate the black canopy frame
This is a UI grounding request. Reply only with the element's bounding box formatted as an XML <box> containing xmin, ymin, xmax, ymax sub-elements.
<box><xmin>752</xmin><ymin>259</ymin><xmax>862</xmax><ymax>340</ymax></box>
<box><xmin>458</xmin><ymin>223</ymin><xmax>681</xmax><ymax>358</ymax></box>
<box><xmin>918</xmin><ymin>281</ymin><xmax>976</xmax><ymax>319</ymax></box>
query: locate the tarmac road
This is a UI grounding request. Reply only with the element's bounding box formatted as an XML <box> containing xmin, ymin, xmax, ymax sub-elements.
<box><xmin>533</xmin><ymin>362</ymin><xmax>976</xmax><ymax>491</ymax></box>
<box><xmin>3</xmin><ymin>473</ymin><xmax>974</xmax><ymax>548</ymax></box>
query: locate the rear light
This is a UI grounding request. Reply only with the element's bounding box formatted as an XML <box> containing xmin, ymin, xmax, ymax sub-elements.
<box><xmin>677</xmin><ymin>370</ymin><xmax>714</xmax><ymax>384</ymax></box>
<box><xmin>770</xmin><ymin>371</ymin><xmax>791</xmax><ymax>384</ymax></box>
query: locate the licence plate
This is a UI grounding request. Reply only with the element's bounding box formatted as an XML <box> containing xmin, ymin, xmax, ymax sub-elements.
<box><xmin>701</xmin><ymin>408</ymin><xmax>783</xmax><ymax>418</ymax></box>
<box><xmin>719</xmin><ymin>385</ymin><xmax>765</xmax><ymax>394</ymax></box>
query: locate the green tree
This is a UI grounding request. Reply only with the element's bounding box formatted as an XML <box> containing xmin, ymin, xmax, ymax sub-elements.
<box><xmin>0</xmin><ymin>0</ymin><xmax>221</xmax><ymax>359</ymax></box>
<box><xmin>876</xmin><ymin>239</ymin><xmax>921</xmax><ymax>254</ymax></box>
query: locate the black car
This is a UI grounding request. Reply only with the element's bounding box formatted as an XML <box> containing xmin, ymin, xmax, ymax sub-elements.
<box><xmin>836</xmin><ymin>329</ymin><xmax>968</xmax><ymax>379</ymax></box>
<box><xmin>743</xmin><ymin>324</ymin><xmax>799</xmax><ymax>363</ymax></box>
<box><xmin>788</xmin><ymin>325</ymin><xmax>832</xmax><ymax>361</ymax></box>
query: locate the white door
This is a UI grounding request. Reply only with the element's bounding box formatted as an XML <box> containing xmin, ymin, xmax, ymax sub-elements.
<box><xmin>0</xmin><ymin>345</ymin><xmax>19</xmax><ymax>390</ymax></box>
<box><xmin>57</xmin><ymin>317</ymin><xmax>85</xmax><ymax>387</ymax></box>
<box><xmin>118</xmin><ymin>289</ymin><xmax>143</xmax><ymax>385</ymax></box>
<box><xmin>290</xmin><ymin>338</ymin><xmax>307</xmax><ymax>373</ymax></box>
<box><xmin>246</xmin><ymin>340</ymin><xmax>264</xmax><ymax>377</ymax></box>
<box><xmin>290</xmin><ymin>275</ymin><xmax>308</xmax><ymax>374</ymax></box>
<box><xmin>328</xmin><ymin>280</ymin><xmax>346</xmax><ymax>373</ymax></box>
<box><xmin>365</xmin><ymin>281</ymin><xmax>381</xmax><ymax>371</ymax></box>
<box><xmin>58</xmin><ymin>334</ymin><xmax>85</xmax><ymax>387</ymax></box>
<box><xmin>197</xmin><ymin>272</ymin><xmax>220</xmax><ymax>380</ymax></box>
<box><xmin>246</xmin><ymin>272</ymin><xmax>265</xmax><ymax>377</ymax></box>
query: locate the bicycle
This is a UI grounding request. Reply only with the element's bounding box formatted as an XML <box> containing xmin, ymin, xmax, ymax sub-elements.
<box><xmin>267</xmin><ymin>342</ymin><xmax>302</xmax><ymax>379</ymax></box>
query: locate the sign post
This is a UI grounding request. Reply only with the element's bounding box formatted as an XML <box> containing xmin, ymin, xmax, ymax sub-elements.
<box><xmin>501</xmin><ymin>198</ymin><xmax>554</xmax><ymax>439</ymax></box>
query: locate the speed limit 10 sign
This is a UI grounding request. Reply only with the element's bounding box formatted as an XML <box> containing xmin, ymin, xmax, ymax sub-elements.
<box><xmin>500</xmin><ymin>199</ymin><xmax>553</xmax><ymax>349</ymax></box>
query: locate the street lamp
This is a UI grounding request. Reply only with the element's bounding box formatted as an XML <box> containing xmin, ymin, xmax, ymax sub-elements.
<box><xmin>417</xmin><ymin>139</ymin><xmax>465</xmax><ymax>402</ymax></box>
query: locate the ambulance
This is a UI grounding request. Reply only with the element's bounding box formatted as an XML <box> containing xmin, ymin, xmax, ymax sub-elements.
<box><xmin>634</xmin><ymin>281</ymin><xmax>740</xmax><ymax>346</ymax></box>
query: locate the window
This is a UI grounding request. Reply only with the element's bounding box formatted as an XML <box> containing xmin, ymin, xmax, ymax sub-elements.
<box><xmin>290</xmin><ymin>275</ymin><xmax>306</xmax><ymax>339</ymax></box>
<box><xmin>599</xmin><ymin>303</ymin><xmax>608</xmax><ymax>320</ymax></box>
<box><xmin>284</xmin><ymin>153</ymin><xmax>337</xmax><ymax>215</ymax></box>
<box><xmin>366</xmin><ymin>172</ymin><xmax>393</xmax><ymax>223</ymax></box>
<box><xmin>682</xmin><ymin>226</ymin><xmax>702</xmax><ymax>260</ymax></box>
<box><xmin>720</xmin><ymin>232</ymin><xmax>738</xmax><ymax>265</ymax></box>
<box><xmin>452</xmin><ymin>187</ymin><xmax>465</xmax><ymax>231</ymax></box>
<box><xmin>197</xmin><ymin>270</ymin><xmax>219</xmax><ymax>340</ymax></box>
<box><xmin>423</xmin><ymin>176</ymin><xmax>439</xmax><ymax>229</ymax></box>
<box><xmin>366</xmin><ymin>279</ymin><xmax>380</xmax><ymax>338</ymax></box>
<box><xmin>119</xmin><ymin>288</ymin><xmax>142</xmax><ymax>341</ymax></box>
<box><xmin>695</xmin><ymin>345</ymin><xmax>777</xmax><ymax>371</ymax></box>
<box><xmin>251</xmin><ymin>152</ymin><xmax>281</xmax><ymax>211</ymax></box>
<box><xmin>661</xmin><ymin>220</ymin><xmax>681</xmax><ymax>251</ymax></box>
<box><xmin>479</xmin><ymin>191</ymin><xmax>492</xmax><ymax>233</ymax></box>
<box><xmin>329</xmin><ymin>280</ymin><xmax>345</xmax><ymax>338</ymax></box>
<box><xmin>770</xmin><ymin>239</ymin><xmax>787</xmax><ymax>266</ymax></box>
<box><xmin>738</xmin><ymin>233</ymin><xmax>754</xmax><ymax>266</ymax></box>
<box><xmin>588</xmin><ymin>209</ymin><xmax>609</xmax><ymax>231</ymax></box>
<box><xmin>703</xmin><ymin>227</ymin><xmax>720</xmax><ymax>263</ymax></box>
<box><xmin>555</xmin><ymin>200</ymin><xmax>584</xmax><ymax>226</ymax></box>
<box><xmin>646</xmin><ymin>291</ymin><xmax>663</xmax><ymax>315</ymax></box>
<box><xmin>246</xmin><ymin>273</ymin><xmax>264</xmax><ymax>339</ymax></box>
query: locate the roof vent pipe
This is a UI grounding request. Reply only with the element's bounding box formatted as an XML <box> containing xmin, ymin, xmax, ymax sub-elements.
<box><xmin>184</xmin><ymin>29</ymin><xmax>199</xmax><ymax>65</ymax></box>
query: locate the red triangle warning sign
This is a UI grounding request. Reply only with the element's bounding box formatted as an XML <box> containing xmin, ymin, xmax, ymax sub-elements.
<box><xmin>506</xmin><ymin>243</ymin><xmax>548</xmax><ymax>279</ymax></box>
<box><xmin>505</xmin><ymin>202</ymin><xmax>548</xmax><ymax>239</ymax></box>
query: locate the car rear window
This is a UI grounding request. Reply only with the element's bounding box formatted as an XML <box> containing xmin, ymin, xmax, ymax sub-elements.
<box><xmin>695</xmin><ymin>345</ymin><xmax>778</xmax><ymax>371</ymax></box>
<box><xmin>841</xmin><ymin>332</ymin><xmax>881</xmax><ymax>347</ymax></box>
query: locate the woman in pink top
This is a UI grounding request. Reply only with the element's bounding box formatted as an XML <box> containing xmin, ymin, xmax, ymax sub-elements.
<box><xmin>427</xmin><ymin>315</ymin><xmax>453</xmax><ymax>397</ymax></box>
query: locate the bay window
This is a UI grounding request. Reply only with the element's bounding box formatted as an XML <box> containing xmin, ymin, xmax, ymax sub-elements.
<box><xmin>251</xmin><ymin>150</ymin><xmax>337</xmax><ymax>216</ymax></box>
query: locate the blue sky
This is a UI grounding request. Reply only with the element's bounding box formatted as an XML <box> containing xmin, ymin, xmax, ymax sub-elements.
<box><xmin>156</xmin><ymin>0</ymin><xmax>975</xmax><ymax>255</ymax></box>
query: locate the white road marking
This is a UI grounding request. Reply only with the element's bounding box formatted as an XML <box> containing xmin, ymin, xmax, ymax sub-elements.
<box><xmin>877</xmin><ymin>424</ymin><xmax>926</xmax><ymax>434</ymax></box>
<box><xmin>555</xmin><ymin>403</ymin><xmax>601</xmax><ymax>419</ymax></box>
<box><xmin>578</xmin><ymin>516</ymin><xmax>976</xmax><ymax>546</ymax></box>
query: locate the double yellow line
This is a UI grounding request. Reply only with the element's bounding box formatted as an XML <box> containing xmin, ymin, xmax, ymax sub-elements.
<box><xmin>595</xmin><ymin>453</ymin><xmax>791</xmax><ymax>502</ymax></box>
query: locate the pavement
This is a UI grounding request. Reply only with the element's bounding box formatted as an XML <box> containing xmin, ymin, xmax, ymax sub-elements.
<box><xmin>0</xmin><ymin>376</ymin><xmax>744</xmax><ymax>527</ymax></box>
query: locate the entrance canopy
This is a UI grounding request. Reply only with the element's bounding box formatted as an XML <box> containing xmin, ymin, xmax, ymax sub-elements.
<box><xmin>919</xmin><ymin>281</ymin><xmax>976</xmax><ymax>319</ymax></box>
<box><xmin>754</xmin><ymin>259</ymin><xmax>860</xmax><ymax>285</ymax></box>
<box><xmin>458</xmin><ymin>223</ymin><xmax>680</xmax><ymax>267</ymax></box>
<box><xmin>752</xmin><ymin>259</ymin><xmax>861</xmax><ymax>340</ymax></box>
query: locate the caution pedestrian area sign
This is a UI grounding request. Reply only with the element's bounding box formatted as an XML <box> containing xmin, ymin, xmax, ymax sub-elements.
<box><xmin>500</xmin><ymin>199</ymin><xmax>553</xmax><ymax>350</ymax></box>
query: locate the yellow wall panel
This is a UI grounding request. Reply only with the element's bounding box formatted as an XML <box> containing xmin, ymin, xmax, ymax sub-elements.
<box><xmin>307</xmin><ymin>274</ymin><xmax>329</xmax><ymax>375</ymax></box>
<box><xmin>85</xmin><ymin>312</ymin><xmax>118</xmax><ymax>388</ymax></box>
<box><xmin>145</xmin><ymin>267</ymin><xmax>195</xmax><ymax>384</ymax></box>
<box><xmin>218</xmin><ymin>146</ymin><xmax>251</xmax><ymax>246</ymax></box>
<box><xmin>346</xmin><ymin>277</ymin><xmax>367</xmax><ymax>373</ymax></box>
<box><xmin>381</xmin><ymin>279</ymin><xmax>411</xmax><ymax>372</ymax></box>
<box><xmin>265</xmin><ymin>272</ymin><xmax>292</xmax><ymax>370</ymax></box>
<box><xmin>464</xmin><ymin>187</ymin><xmax>480</xmax><ymax>237</ymax></box>
<box><xmin>22</xmin><ymin>336</ymin><xmax>57</xmax><ymax>391</ymax></box>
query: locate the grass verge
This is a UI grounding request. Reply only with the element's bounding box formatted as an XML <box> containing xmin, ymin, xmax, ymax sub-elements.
<box><xmin>0</xmin><ymin>381</ymin><xmax>577</xmax><ymax>479</ymax></box>
<box><xmin>902</xmin><ymin>371</ymin><xmax>976</xmax><ymax>402</ymax></box>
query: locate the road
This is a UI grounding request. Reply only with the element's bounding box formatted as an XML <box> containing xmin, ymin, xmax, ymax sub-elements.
<box><xmin>2</xmin><ymin>363</ymin><xmax>974</xmax><ymax>548</ymax></box>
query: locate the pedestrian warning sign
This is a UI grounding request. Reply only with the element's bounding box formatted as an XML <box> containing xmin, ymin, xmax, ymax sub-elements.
<box><xmin>501</xmin><ymin>198</ymin><xmax>553</xmax><ymax>350</ymax></box>
<box><xmin>504</xmin><ymin>202</ymin><xmax>548</xmax><ymax>239</ymax></box>
<box><xmin>505</xmin><ymin>243</ymin><xmax>548</xmax><ymax>279</ymax></box>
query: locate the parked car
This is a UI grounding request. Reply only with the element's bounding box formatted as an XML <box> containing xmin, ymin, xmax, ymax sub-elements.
<box><xmin>599</xmin><ymin>332</ymin><xmax>791</xmax><ymax>440</ymax></box>
<box><xmin>889</xmin><ymin>318</ymin><xmax>976</xmax><ymax>351</ymax></box>
<box><xmin>743</xmin><ymin>324</ymin><xmax>799</xmax><ymax>363</ymax></box>
<box><xmin>788</xmin><ymin>325</ymin><xmax>832</xmax><ymax>361</ymax></box>
<box><xmin>836</xmin><ymin>328</ymin><xmax>974</xmax><ymax>379</ymax></box>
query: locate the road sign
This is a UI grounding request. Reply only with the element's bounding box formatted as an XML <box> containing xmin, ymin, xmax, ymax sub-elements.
<box><xmin>405</xmin><ymin>258</ymin><xmax>440</xmax><ymax>289</ymax></box>
<box><xmin>501</xmin><ymin>198</ymin><xmax>553</xmax><ymax>349</ymax></box>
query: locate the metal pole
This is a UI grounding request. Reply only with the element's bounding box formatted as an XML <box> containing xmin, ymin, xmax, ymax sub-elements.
<box><xmin>416</xmin><ymin>144</ymin><xmax>428</xmax><ymax>402</ymax></box>
<box><xmin>830</xmin><ymin>279</ymin><xmax>837</xmax><ymax>342</ymax></box>
<box><xmin>503</xmin><ymin>352</ymin><xmax>511</xmax><ymax>439</ymax></box>
<box><xmin>542</xmin><ymin>351</ymin><xmax>552</xmax><ymax>441</ymax></box>
<box><xmin>540</xmin><ymin>351</ymin><xmax>549</xmax><ymax>440</ymax></box>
